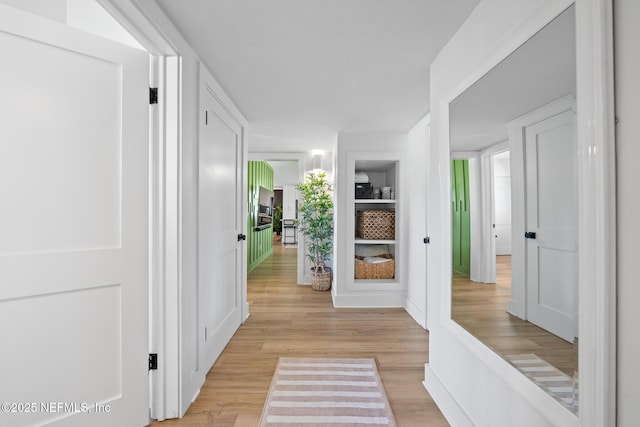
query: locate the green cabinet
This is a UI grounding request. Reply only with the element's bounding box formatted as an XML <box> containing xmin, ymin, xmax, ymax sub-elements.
<box><xmin>451</xmin><ymin>160</ymin><xmax>470</xmax><ymax>276</ymax></box>
<box><xmin>248</xmin><ymin>161</ymin><xmax>274</xmax><ymax>272</ymax></box>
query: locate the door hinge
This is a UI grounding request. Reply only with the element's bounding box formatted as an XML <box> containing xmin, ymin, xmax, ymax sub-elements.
<box><xmin>149</xmin><ymin>353</ymin><xmax>158</xmax><ymax>371</ymax></box>
<box><xmin>149</xmin><ymin>87</ymin><xmax>158</xmax><ymax>105</ymax></box>
<box><xmin>524</xmin><ymin>231</ymin><xmax>537</xmax><ymax>239</ymax></box>
<box><xmin>237</xmin><ymin>233</ymin><xmax>247</xmax><ymax>241</ymax></box>
<box><xmin>423</xmin><ymin>236</ymin><xmax>430</xmax><ymax>244</ymax></box>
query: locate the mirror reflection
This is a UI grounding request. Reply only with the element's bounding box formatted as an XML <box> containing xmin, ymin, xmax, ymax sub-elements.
<box><xmin>449</xmin><ymin>5</ymin><xmax>579</xmax><ymax>414</ymax></box>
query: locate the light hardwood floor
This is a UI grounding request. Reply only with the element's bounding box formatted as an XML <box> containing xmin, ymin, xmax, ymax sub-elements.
<box><xmin>451</xmin><ymin>255</ymin><xmax>578</xmax><ymax>377</ymax></box>
<box><xmin>151</xmin><ymin>236</ymin><xmax>449</xmax><ymax>426</ymax></box>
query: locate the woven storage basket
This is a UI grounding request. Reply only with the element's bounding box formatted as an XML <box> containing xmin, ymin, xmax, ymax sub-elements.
<box><xmin>354</xmin><ymin>254</ymin><xmax>395</xmax><ymax>279</ymax></box>
<box><xmin>357</xmin><ymin>210</ymin><xmax>395</xmax><ymax>240</ymax></box>
<box><xmin>311</xmin><ymin>270</ymin><xmax>332</xmax><ymax>291</ymax></box>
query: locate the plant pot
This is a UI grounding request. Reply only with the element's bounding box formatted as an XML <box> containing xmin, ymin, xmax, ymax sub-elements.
<box><xmin>311</xmin><ymin>267</ymin><xmax>332</xmax><ymax>291</ymax></box>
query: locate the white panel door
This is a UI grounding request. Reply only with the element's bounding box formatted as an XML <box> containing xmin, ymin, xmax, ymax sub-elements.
<box><xmin>524</xmin><ymin>110</ymin><xmax>577</xmax><ymax>342</ymax></box>
<box><xmin>493</xmin><ymin>152</ymin><xmax>512</xmax><ymax>255</ymax></box>
<box><xmin>0</xmin><ymin>6</ymin><xmax>149</xmax><ymax>426</ymax></box>
<box><xmin>198</xmin><ymin>85</ymin><xmax>243</xmax><ymax>371</ymax></box>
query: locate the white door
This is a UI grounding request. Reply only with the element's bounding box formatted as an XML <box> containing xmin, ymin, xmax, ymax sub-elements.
<box><xmin>198</xmin><ymin>84</ymin><xmax>243</xmax><ymax>371</ymax></box>
<box><xmin>524</xmin><ymin>110</ymin><xmax>577</xmax><ymax>342</ymax></box>
<box><xmin>493</xmin><ymin>152</ymin><xmax>512</xmax><ymax>256</ymax></box>
<box><xmin>0</xmin><ymin>6</ymin><xmax>149</xmax><ymax>427</ymax></box>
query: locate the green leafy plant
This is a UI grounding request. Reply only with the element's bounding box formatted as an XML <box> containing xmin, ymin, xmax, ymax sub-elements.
<box><xmin>296</xmin><ymin>171</ymin><xmax>334</xmax><ymax>277</ymax></box>
<box><xmin>273</xmin><ymin>204</ymin><xmax>283</xmax><ymax>234</ymax></box>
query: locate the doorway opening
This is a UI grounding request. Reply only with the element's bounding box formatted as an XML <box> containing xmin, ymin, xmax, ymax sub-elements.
<box><xmin>248</xmin><ymin>154</ymin><xmax>305</xmax><ymax>284</ymax></box>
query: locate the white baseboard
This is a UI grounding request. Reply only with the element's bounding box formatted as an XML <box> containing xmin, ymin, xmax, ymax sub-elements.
<box><xmin>404</xmin><ymin>297</ymin><xmax>427</xmax><ymax>329</ymax></box>
<box><xmin>423</xmin><ymin>364</ymin><xmax>474</xmax><ymax>427</ymax></box>
<box><xmin>332</xmin><ymin>293</ymin><xmax>405</xmax><ymax>308</ymax></box>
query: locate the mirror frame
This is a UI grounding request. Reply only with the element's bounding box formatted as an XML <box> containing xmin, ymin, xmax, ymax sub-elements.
<box><xmin>429</xmin><ymin>0</ymin><xmax>615</xmax><ymax>425</ymax></box>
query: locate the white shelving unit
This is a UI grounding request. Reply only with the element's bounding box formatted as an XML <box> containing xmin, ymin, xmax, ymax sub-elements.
<box><xmin>334</xmin><ymin>133</ymin><xmax>406</xmax><ymax>308</ymax></box>
<box><xmin>352</xmin><ymin>161</ymin><xmax>399</xmax><ymax>286</ymax></box>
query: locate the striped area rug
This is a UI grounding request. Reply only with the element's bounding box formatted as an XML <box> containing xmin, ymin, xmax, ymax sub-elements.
<box><xmin>259</xmin><ymin>357</ymin><xmax>397</xmax><ymax>426</ymax></box>
<box><xmin>506</xmin><ymin>354</ymin><xmax>578</xmax><ymax>413</ymax></box>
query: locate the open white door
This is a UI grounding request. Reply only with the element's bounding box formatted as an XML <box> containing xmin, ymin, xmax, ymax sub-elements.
<box><xmin>0</xmin><ymin>6</ymin><xmax>149</xmax><ymax>426</ymax></box>
<box><xmin>198</xmin><ymin>74</ymin><xmax>244</xmax><ymax>372</ymax></box>
<box><xmin>524</xmin><ymin>109</ymin><xmax>578</xmax><ymax>342</ymax></box>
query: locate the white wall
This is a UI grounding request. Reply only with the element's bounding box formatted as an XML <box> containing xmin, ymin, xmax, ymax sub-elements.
<box><xmin>405</xmin><ymin>117</ymin><xmax>429</xmax><ymax>328</ymax></box>
<box><xmin>268</xmin><ymin>160</ymin><xmax>299</xmax><ymax>188</ymax></box>
<box><xmin>614</xmin><ymin>0</ymin><xmax>640</xmax><ymax>424</ymax></box>
<box><xmin>282</xmin><ymin>185</ymin><xmax>296</xmax><ymax>220</ymax></box>
<box><xmin>0</xmin><ymin>0</ymin><xmax>143</xmax><ymax>49</ymax></box>
<box><xmin>66</xmin><ymin>0</ymin><xmax>143</xmax><ymax>49</ymax></box>
<box><xmin>424</xmin><ymin>1</ymin><xmax>581</xmax><ymax>426</ymax></box>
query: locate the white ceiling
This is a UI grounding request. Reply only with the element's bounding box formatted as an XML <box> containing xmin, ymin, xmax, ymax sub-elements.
<box><xmin>154</xmin><ymin>0</ymin><xmax>480</xmax><ymax>151</ymax></box>
<box><xmin>449</xmin><ymin>5</ymin><xmax>576</xmax><ymax>152</ymax></box>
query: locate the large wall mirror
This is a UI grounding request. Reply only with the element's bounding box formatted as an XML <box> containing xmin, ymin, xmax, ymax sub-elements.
<box><xmin>449</xmin><ymin>5</ymin><xmax>578</xmax><ymax>414</ymax></box>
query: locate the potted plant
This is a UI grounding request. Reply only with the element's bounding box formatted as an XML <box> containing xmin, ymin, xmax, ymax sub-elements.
<box><xmin>296</xmin><ymin>171</ymin><xmax>334</xmax><ymax>291</ymax></box>
<box><xmin>273</xmin><ymin>204</ymin><xmax>283</xmax><ymax>235</ymax></box>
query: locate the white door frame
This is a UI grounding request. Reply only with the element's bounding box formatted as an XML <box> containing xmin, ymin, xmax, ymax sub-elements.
<box><xmin>100</xmin><ymin>2</ymin><xmax>252</xmax><ymax>420</ymax></box>
<box><xmin>95</xmin><ymin>0</ymin><xmax>182</xmax><ymax>421</ymax></box>
<box><xmin>478</xmin><ymin>140</ymin><xmax>510</xmax><ymax>285</ymax></box>
<box><xmin>148</xmin><ymin>56</ymin><xmax>182</xmax><ymax>421</ymax></box>
<box><xmin>575</xmin><ymin>2</ymin><xmax>616</xmax><ymax>421</ymax></box>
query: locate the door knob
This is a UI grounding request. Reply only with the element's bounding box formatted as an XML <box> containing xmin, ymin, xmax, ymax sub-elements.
<box><xmin>524</xmin><ymin>232</ymin><xmax>536</xmax><ymax>239</ymax></box>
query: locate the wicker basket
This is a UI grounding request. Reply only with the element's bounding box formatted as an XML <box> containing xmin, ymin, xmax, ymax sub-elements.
<box><xmin>357</xmin><ymin>210</ymin><xmax>395</xmax><ymax>240</ymax></box>
<box><xmin>311</xmin><ymin>269</ymin><xmax>332</xmax><ymax>291</ymax></box>
<box><xmin>354</xmin><ymin>254</ymin><xmax>395</xmax><ymax>279</ymax></box>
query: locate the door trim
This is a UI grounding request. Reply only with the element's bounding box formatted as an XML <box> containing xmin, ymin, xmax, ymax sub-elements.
<box><xmin>97</xmin><ymin>0</ymin><xmax>182</xmax><ymax>421</ymax></box>
<box><xmin>478</xmin><ymin>140</ymin><xmax>510</xmax><ymax>285</ymax></box>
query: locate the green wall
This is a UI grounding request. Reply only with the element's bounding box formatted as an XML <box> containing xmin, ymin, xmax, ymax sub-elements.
<box><xmin>452</xmin><ymin>159</ymin><xmax>471</xmax><ymax>276</ymax></box>
<box><xmin>248</xmin><ymin>161</ymin><xmax>274</xmax><ymax>272</ymax></box>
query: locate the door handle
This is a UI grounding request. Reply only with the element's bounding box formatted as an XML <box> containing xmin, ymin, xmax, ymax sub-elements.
<box><xmin>524</xmin><ymin>232</ymin><xmax>536</xmax><ymax>239</ymax></box>
<box><xmin>237</xmin><ymin>234</ymin><xmax>246</xmax><ymax>241</ymax></box>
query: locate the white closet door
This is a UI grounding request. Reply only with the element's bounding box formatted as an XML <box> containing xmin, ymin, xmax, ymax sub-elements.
<box><xmin>524</xmin><ymin>110</ymin><xmax>578</xmax><ymax>342</ymax></box>
<box><xmin>198</xmin><ymin>81</ymin><xmax>244</xmax><ymax>373</ymax></box>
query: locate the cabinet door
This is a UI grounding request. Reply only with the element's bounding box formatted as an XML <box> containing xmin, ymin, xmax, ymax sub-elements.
<box><xmin>452</xmin><ymin>160</ymin><xmax>470</xmax><ymax>276</ymax></box>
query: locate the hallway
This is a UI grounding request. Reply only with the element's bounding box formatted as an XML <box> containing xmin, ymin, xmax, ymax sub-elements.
<box><xmin>151</xmin><ymin>238</ymin><xmax>447</xmax><ymax>426</ymax></box>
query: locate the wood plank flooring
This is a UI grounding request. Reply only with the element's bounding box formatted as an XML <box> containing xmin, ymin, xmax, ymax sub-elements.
<box><xmin>451</xmin><ymin>255</ymin><xmax>578</xmax><ymax>377</ymax></box>
<box><xmin>151</xmin><ymin>237</ymin><xmax>448</xmax><ymax>426</ymax></box>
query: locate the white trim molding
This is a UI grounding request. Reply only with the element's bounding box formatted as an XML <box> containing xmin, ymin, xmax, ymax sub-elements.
<box><xmin>575</xmin><ymin>0</ymin><xmax>616</xmax><ymax>425</ymax></box>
